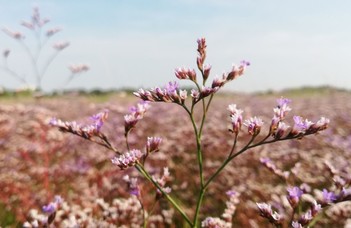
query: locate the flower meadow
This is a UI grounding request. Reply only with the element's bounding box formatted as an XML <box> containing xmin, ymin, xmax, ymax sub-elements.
<box><xmin>0</xmin><ymin>36</ymin><xmax>350</xmax><ymax>228</ymax></box>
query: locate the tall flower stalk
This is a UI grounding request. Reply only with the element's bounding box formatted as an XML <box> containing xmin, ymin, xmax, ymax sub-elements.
<box><xmin>1</xmin><ymin>7</ymin><xmax>88</xmax><ymax>91</ymax></box>
<box><xmin>50</xmin><ymin>38</ymin><xmax>332</xmax><ymax>227</ymax></box>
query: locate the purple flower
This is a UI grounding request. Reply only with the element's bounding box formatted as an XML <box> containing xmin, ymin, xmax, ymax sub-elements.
<box><xmin>244</xmin><ymin>117</ymin><xmax>264</xmax><ymax>135</ymax></box>
<box><xmin>287</xmin><ymin>186</ymin><xmax>303</xmax><ymax>208</ymax></box>
<box><xmin>322</xmin><ymin>189</ymin><xmax>337</xmax><ymax>204</ymax></box>
<box><xmin>42</xmin><ymin>203</ymin><xmax>56</xmax><ymax>214</ymax></box>
<box><xmin>165</xmin><ymin>81</ymin><xmax>179</xmax><ymax>95</ymax></box>
<box><xmin>42</xmin><ymin>195</ymin><xmax>63</xmax><ymax>214</ymax></box>
<box><xmin>91</xmin><ymin>110</ymin><xmax>108</xmax><ymax>132</ymax></box>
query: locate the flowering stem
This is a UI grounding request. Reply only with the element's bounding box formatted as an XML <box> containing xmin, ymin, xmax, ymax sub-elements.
<box><xmin>193</xmin><ymin>187</ymin><xmax>206</xmax><ymax>227</ymax></box>
<box><xmin>135</xmin><ymin>164</ymin><xmax>193</xmax><ymax>226</ymax></box>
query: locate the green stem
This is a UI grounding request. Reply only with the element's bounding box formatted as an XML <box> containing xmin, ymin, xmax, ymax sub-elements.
<box><xmin>136</xmin><ymin>164</ymin><xmax>193</xmax><ymax>226</ymax></box>
<box><xmin>204</xmin><ymin>135</ymin><xmax>257</xmax><ymax>188</ymax></box>
<box><xmin>193</xmin><ymin>187</ymin><xmax>206</xmax><ymax>227</ymax></box>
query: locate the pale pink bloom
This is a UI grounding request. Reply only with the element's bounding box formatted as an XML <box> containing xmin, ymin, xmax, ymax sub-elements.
<box><xmin>68</xmin><ymin>64</ymin><xmax>89</xmax><ymax>74</ymax></box>
<box><xmin>53</xmin><ymin>41</ymin><xmax>70</xmax><ymax>50</ymax></box>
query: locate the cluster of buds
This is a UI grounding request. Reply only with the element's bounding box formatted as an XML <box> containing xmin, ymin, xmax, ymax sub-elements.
<box><xmin>256</xmin><ymin>203</ymin><xmax>282</xmax><ymax>226</ymax></box>
<box><xmin>244</xmin><ymin>116</ymin><xmax>264</xmax><ymax>136</ymax></box>
<box><xmin>196</xmin><ymin>38</ymin><xmax>207</xmax><ymax>73</ymax></box>
<box><xmin>53</xmin><ymin>41</ymin><xmax>70</xmax><ymax>51</ymax></box>
<box><xmin>153</xmin><ymin>167</ymin><xmax>172</xmax><ymax>199</ymax></box>
<box><xmin>2</xmin><ymin>28</ymin><xmax>25</xmax><ymax>40</ymax></box>
<box><xmin>68</xmin><ymin>63</ymin><xmax>90</xmax><ymax>74</ymax></box>
<box><xmin>259</xmin><ymin>157</ymin><xmax>290</xmax><ymax>180</ymax></box>
<box><xmin>190</xmin><ymin>86</ymin><xmax>219</xmax><ymax>103</ymax></box>
<box><xmin>111</xmin><ymin>149</ymin><xmax>143</xmax><ymax>170</ymax></box>
<box><xmin>46</xmin><ymin>27</ymin><xmax>61</xmax><ymax>37</ymax></box>
<box><xmin>175</xmin><ymin>67</ymin><xmax>197</xmax><ymax>81</ymax></box>
<box><xmin>222</xmin><ymin>190</ymin><xmax>240</xmax><ymax>222</ymax></box>
<box><xmin>50</xmin><ymin>110</ymin><xmax>108</xmax><ymax>139</ymax></box>
<box><xmin>134</xmin><ymin>81</ymin><xmax>187</xmax><ymax>105</ymax></box>
<box><xmin>146</xmin><ymin>137</ymin><xmax>162</xmax><ymax>154</ymax></box>
<box><xmin>267</xmin><ymin>97</ymin><xmax>330</xmax><ymax>139</ymax></box>
<box><xmin>124</xmin><ymin>101</ymin><xmax>150</xmax><ymax>134</ymax></box>
<box><xmin>228</xmin><ymin>104</ymin><xmax>243</xmax><ymax>135</ymax></box>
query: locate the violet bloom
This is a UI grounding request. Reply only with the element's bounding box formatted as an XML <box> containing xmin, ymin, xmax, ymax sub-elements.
<box><xmin>42</xmin><ymin>195</ymin><xmax>63</xmax><ymax>214</ymax></box>
<box><xmin>165</xmin><ymin>81</ymin><xmax>179</xmax><ymax>95</ymax></box>
<box><xmin>291</xmin><ymin>116</ymin><xmax>313</xmax><ymax>135</ymax></box>
<box><xmin>322</xmin><ymin>189</ymin><xmax>337</xmax><ymax>204</ymax></box>
<box><xmin>244</xmin><ymin>117</ymin><xmax>264</xmax><ymax>135</ymax></box>
<box><xmin>287</xmin><ymin>186</ymin><xmax>303</xmax><ymax>208</ymax></box>
<box><xmin>228</xmin><ymin>104</ymin><xmax>243</xmax><ymax>134</ymax></box>
<box><xmin>91</xmin><ymin>109</ymin><xmax>108</xmax><ymax>132</ymax></box>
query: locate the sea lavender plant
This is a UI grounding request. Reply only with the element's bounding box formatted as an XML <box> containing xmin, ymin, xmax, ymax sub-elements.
<box><xmin>1</xmin><ymin>7</ymin><xmax>89</xmax><ymax>91</ymax></box>
<box><xmin>49</xmin><ymin>38</ymin><xmax>334</xmax><ymax>227</ymax></box>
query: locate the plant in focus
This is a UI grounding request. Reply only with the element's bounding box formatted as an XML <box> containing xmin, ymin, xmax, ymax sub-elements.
<box><xmin>45</xmin><ymin>38</ymin><xmax>348</xmax><ymax>227</ymax></box>
<box><xmin>1</xmin><ymin>7</ymin><xmax>89</xmax><ymax>92</ymax></box>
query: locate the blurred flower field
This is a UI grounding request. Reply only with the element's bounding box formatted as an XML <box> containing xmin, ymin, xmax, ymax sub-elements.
<box><xmin>0</xmin><ymin>88</ymin><xmax>350</xmax><ymax>227</ymax></box>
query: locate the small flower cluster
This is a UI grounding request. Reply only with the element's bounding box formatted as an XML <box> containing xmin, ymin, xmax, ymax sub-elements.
<box><xmin>50</xmin><ymin>110</ymin><xmax>108</xmax><ymax>139</ymax></box>
<box><xmin>111</xmin><ymin>149</ymin><xmax>143</xmax><ymax>170</ymax></box>
<box><xmin>227</xmin><ymin>97</ymin><xmax>329</xmax><ymax>141</ymax></box>
<box><xmin>68</xmin><ymin>63</ymin><xmax>90</xmax><ymax>74</ymax></box>
<box><xmin>202</xmin><ymin>190</ymin><xmax>241</xmax><ymax>228</ymax></box>
<box><xmin>124</xmin><ymin>101</ymin><xmax>150</xmax><ymax>134</ymax></box>
<box><xmin>256</xmin><ymin>202</ymin><xmax>282</xmax><ymax>226</ymax></box>
<box><xmin>134</xmin><ymin>81</ymin><xmax>188</xmax><ymax>104</ymax></box>
<box><xmin>153</xmin><ymin>167</ymin><xmax>172</xmax><ymax>198</ymax></box>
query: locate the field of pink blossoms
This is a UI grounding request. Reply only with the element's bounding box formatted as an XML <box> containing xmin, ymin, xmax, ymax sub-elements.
<box><xmin>0</xmin><ymin>88</ymin><xmax>350</xmax><ymax>227</ymax></box>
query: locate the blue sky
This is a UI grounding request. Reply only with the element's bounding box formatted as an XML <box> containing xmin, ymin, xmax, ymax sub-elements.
<box><xmin>1</xmin><ymin>0</ymin><xmax>351</xmax><ymax>92</ymax></box>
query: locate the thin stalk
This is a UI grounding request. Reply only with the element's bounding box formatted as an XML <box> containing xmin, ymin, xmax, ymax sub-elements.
<box><xmin>136</xmin><ymin>164</ymin><xmax>193</xmax><ymax>226</ymax></box>
<box><xmin>204</xmin><ymin>135</ymin><xmax>257</xmax><ymax>188</ymax></box>
<box><xmin>193</xmin><ymin>187</ymin><xmax>206</xmax><ymax>227</ymax></box>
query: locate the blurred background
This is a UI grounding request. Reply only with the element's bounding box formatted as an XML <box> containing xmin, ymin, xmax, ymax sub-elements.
<box><xmin>1</xmin><ymin>0</ymin><xmax>351</xmax><ymax>92</ymax></box>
